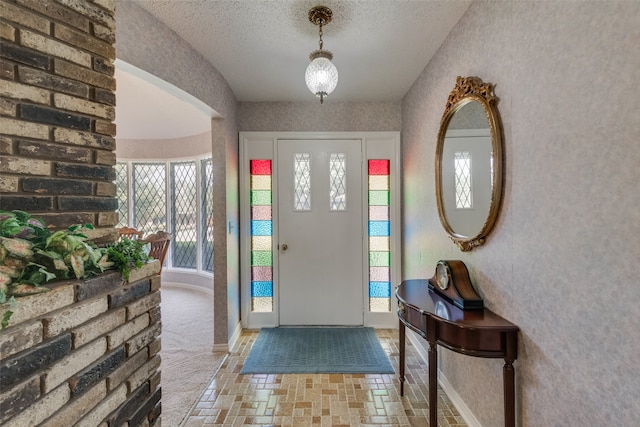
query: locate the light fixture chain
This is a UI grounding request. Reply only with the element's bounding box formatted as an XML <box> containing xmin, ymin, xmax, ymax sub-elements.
<box><xmin>318</xmin><ymin>22</ymin><xmax>323</xmax><ymax>50</ymax></box>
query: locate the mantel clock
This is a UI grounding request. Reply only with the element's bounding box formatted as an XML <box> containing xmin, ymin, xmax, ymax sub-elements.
<box><xmin>428</xmin><ymin>260</ymin><xmax>483</xmax><ymax>310</ymax></box>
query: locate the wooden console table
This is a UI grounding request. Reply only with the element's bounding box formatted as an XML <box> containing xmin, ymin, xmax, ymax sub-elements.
<box><xmin>396</xmin><ymin>279</ymin><xmax>519</xmax><ymax>427</ymax></box>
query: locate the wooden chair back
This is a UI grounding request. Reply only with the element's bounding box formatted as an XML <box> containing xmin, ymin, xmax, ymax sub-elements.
<box><xmin>141</xmin><ymin>231</ymin><xmax>171</xmax><ymax>273</ymax></box>
<box><xmin>118</xmin><ymin>226</ymin><xmax>143</xmax><ymax>241</ymax></box>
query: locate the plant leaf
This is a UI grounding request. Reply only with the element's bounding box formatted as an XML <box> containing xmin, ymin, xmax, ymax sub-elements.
<box><xmin>70</xmin><ymin>254</ymin><xmax>85</xmax><ymax>279</ymax></box>
<box><xmin>2</xmin><ymin>310</ymin><xmax>12</xmax><ymax>329</ymax></box>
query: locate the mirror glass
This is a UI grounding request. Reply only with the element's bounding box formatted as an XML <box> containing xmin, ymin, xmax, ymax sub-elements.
<box><xmin>435</xmin><ymin>77</ymin><xmax>503</xmax><ymax>251</ymax></box>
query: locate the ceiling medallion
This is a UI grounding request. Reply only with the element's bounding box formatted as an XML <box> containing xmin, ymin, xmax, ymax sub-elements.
<box><xmin>305</xmin><ymin>5</ymin><xmax>338</xmax><ymax>104</ymax></box>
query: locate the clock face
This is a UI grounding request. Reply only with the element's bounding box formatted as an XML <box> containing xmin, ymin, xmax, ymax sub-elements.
<box><xmin>436</xmin><ymin>262</ymin><xmax>450</xmax><ymax>290</ymax></box>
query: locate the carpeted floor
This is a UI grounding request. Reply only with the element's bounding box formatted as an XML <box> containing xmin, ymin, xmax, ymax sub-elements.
<box><xmin>240</xmin><ymin>327</ymin><xmax>394</xmax><ymax>374</ymax></box>
<box><xmin>160</xmin><ymin>286</ymin><xmax>227</xmax><ymax>427</ymax></box>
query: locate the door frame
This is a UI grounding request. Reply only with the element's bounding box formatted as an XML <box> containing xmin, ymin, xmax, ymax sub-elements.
<box><xmin>239</xmin><ymin>132</ymin><xmax>401</xmax><ymax>329</ymax></box>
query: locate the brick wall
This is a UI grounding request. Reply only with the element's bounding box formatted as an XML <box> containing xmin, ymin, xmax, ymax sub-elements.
<box><xmin>0</xmin><ymin>1</ymin><xmax>163</xmax><ymax>425</ymax></box>
<box><xmin>0</xmin><ymin>0</ymin><xmax>118</xmax><ymax>240</ymax></box>
<box><xmin>0</xmin><ymin>262</ymin><xmax>162</xmax><ymax>426</ymax></box>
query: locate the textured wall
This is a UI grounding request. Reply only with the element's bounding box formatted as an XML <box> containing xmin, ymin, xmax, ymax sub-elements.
<box><xmin>401</xmin><ymin>1</ymin><xmax>640</xmax><ymax>426</ymax></box>
<box><xmin>115</xmin><ymin>0</ymin><xmax>239</xmax><ymax>348</ymax></box>
<box><xmin>238</xmin><ymin>101</ymin><xmax>401</xmax><ymax>132</ymax></box>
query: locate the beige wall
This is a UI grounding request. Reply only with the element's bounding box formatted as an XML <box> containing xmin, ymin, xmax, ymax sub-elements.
<box><xmin>238</xmin><ymin>101</ymin><xmax>401</xmax><ymax>132</ymax></box>
<box><xmin>402</xmin><ymin>1</ymin><xmax>639</xmax><ymax>426</ymax></box>
<box><xmin>115</xmin><ymin>0</ymin><xmax>239</xmax><ymax>348</ymax></box>
<box><xmin>116</xmin><ymin>132</ymin><xmax>212</xmax><ymax>160</ymax></box>
<box><xmin>112</xmin><ymin>1</ymin><xmax>640</xmax><ymax>422</ymax></box>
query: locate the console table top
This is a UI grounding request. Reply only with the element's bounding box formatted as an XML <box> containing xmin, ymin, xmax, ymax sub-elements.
<box><xmin>396</xmin><ymin>279</ymin><xmax>519</xmax><ymax>331</ymax></box>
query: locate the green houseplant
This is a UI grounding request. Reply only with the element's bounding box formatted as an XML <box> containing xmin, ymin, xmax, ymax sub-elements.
<box><xmin>106</xmin><ymin>237</ymin><xmax>151</xmax><ymax>281</ymax></box>
<box><xmin>0</xmin><ymin>210</ymin><xmax>150</xmax><ymax>328</ymax></box>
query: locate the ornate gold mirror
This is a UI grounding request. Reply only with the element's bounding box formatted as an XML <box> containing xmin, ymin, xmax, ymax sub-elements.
<box><xmin>435</xmin><ymin>76</ymin><xmax>503</xmax><ymax>251</ymax></box>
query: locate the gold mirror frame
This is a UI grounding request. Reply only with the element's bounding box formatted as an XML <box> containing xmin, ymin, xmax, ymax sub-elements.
<box><xmin>435</xmin><ymin>76</ymin><xmax>504</xmax><ymax>251</ymax></box>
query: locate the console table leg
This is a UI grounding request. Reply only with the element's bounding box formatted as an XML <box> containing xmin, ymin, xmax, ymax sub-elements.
<box><xmin>504</xmin><ymin>359</ymin><xmax>515</xmax><ymax>427</ymax></box>
<box><xmin>429</xmin><ymin>341</ymin><xmax>438</xmax><ymax>427</ymax></box>
<box><xmin>399</xmin><ymin>320</ymin><xmax>405</xmax><ymax>396</ymax></box>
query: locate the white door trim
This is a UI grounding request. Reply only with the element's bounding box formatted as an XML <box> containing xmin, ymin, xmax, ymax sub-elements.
<box><xmin>239</xmin><ymin>132</ymin><xmax>400</xmax><ymax>329</ymax></box>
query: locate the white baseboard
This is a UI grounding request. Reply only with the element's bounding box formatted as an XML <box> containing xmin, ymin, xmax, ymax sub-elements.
<box><xmin>162</xmin><ymin>281</ymin><xmax>214</xmax><ymax>296</ymax></box>
<box><xmin>406</xmin><ymin>329</ymin><xmax>429</xmax><ymax>362</ymax></box>
<box><xmin>369</xmin><ymin>323</ymin><xmax>398</xmax><ymax>329</ymax></box>
<box><xmin>226</xmin><ymin>321</ymin><xmax>242</xmax><ymax>352</ymax></box>
<box><xmin>211</xmin><ymin>321</ymin><xmax>242</xmax><ymax>352</ymax></box>
<box><xmin>161</xmin><ymin>269</ymin><xmax>214</xmax><ymax>293</ymax></box>
<box><xmin>212</xmin><ymin>342</ymin><xmax>229</xmax><ymax>352</ymax></box>
<box><xmin>405</xmin><ymin>331</ymin><xmax>482</xmax><ymax>427</ymax></box>
<box><xmin>438</xmin><ymin>372</ymin><xmax>482</xmax><ymax>427</ymax></box>
<box><xmin>366</xmin><ymin>312</ymin><xmax>398</xmax><ymax>329</ymax></box>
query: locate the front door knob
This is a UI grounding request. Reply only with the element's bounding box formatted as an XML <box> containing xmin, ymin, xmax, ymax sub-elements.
<box><xmin>281</xmin><ymin>244</ymin><xmax>288</xmax><ymax>251</ymax></box>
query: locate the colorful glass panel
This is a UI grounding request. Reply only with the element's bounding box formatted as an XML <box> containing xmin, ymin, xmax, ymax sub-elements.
<box><xmin>251</xmin><ymin>266</ymin><xmax>272</xmax><ymax>281</ymax></box>
<box><xmin>368</xmin><ymin>175</ymin><xmax>389</xmax><ymax>190</ymax></box>
<box><xmin>369</xmin><ymin>251</ymin><xmax>390</xmax><ymax>267</ymax></box>
<box><xmin>369</xmin><ymin>190</ymin><xmax>390</xmax><ymax>206</ymax></box>
<box><xmin>370</xmin><ymin>298</ymin><xmax>390</xmax><ymax>312</ymax></box>
<box><xmin>251</xmin><ymin>281</ymin><xmax>273</xmax><ymax>297</ymax></box>
<box><xmin>251</xmin><ymin>251</ymin><xmax>272</xmax><ymax>266</ymax></box>
<box><xmin>251</xmin><ymin>220</ymin><xmax>272</xmax><ymax>236</ymax></box>
<box><xmin>251</xmin><ymin>175</ymin><xmax>271</xmax><ymax>190</ymax></box>
<box><xmin>369</xmin><ymin>206</ymin><xmax>389</xmax><ymax>221</ymax></box>
<box><xmin>250</xmin><ymin>159</ymin><xmax>273</xmax><ymax>312</ymax></box>
<box><xmin>369</xmin><ymin>236</ymin><xmax>390</xmax><ymax>251</ymax></box>
<box><xmin>251</xmin><ymin>159</ymin><xmax>271</xmax><ymax>175</ymax></box>
<box><xmin>369</xmin><ymin>282</ymin><xmax>392</xmax><ymax>297</ymax></box>
<box><xmin>251</xmin><ymin>236</ymin><xmax>271</xmax><ymax>251</ymax></box>
<box><xmin>251</xmin><ymin>206</ymin><xmax>272</xmax><ymax>220</ymax></box>
<box><xmin>368</xmin><ymin>160</ymin><xmax>391</xmax><ymax>312</ymax></box>
<box><xmin>250</xmin><ymin>190</ymin><xmax>271</xmax><ymax>206</ymax></box>
<box><xmin>368</xmin><ymin>221</ymin><xmax>390</xmax><ymax>236</ymax></box>
<box><xmin>369</xmin><ymin>266</ymin><xmax>390</xmax><ymax>282</ymax></box>
<box><xmin>368</xmin><ymin>159</ymin><xmax>390</xmax><ymax>175</ymax></box>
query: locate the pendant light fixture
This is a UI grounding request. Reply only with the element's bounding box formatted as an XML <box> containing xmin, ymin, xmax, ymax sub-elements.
<box><xmin>305</xmin><ymin>5</ymin><xmax>338</xmax><ymax>104</ymax></box>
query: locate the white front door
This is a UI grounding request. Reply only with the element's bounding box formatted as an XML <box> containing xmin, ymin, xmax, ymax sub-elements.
<box><xmin>277</xmin><ymin>139</ymin><xmax>363</xmax><ymax>325</ymax></box>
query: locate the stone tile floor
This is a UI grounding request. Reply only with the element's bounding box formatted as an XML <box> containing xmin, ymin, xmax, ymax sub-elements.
<box><xmin>181</xmin><ymin>329</ymin><xmax>467</xmax><ymax>426</ymax></box>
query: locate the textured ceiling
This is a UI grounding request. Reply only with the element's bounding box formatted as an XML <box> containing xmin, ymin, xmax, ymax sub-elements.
<box><xmin>116</xmin><ymin>0</ymin><xmax>471</xmax><ymax>139</ymax></box>
<box><xmin>129</xmin><ymin>0</ymin><xmax>471</xmax><ymax>103</ymax></box>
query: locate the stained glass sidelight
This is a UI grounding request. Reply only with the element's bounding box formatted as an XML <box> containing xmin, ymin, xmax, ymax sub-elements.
<box><xmin>368</xmin><ymin>160</ymin><xmax>391</xmax><ymax>312</ymax></box>
<box><xmin>250</xmin><ymin>160</ymin><xmax>273</xmax><ymax>312</ymax></box>
<box><xmin>455</xmin><ymin>151</ymin><xmax>472</xmax><ymax>209</ymax></box>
